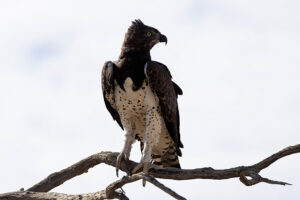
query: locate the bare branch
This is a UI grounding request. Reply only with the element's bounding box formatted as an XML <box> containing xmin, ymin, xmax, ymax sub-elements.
<box><xmin>143</xmin><ymin>174</ymin><xmax>187</xmax><ymax>200</ymax></box>
<box><xmin>0</xmin><ymin>144</ymin><xmax>299</xmax><ymax>200</ymax></box>
<box><xmin>27</xmin><ymin>152</ymin><xmax>137</xmax><ymax>192</ymax></box>
<box><xmin>0</xmin><ymin>174</ymin><xmax>184</xmax><ymax>200</ymax></box>
<box><xmin>0</xmin><ymin>190</ymin><xmax>131</xmax><ymax>200</ymax></box>
<box><xmin>148</xmin><ymin>144</ymin><xmax>300</xmax><ymax>185</ymax></box>
<box><xmin>106</xmin><ymin>174</ymin><xmax>186</xmax><ymax>200</ymax></box>
<box><xmin>0</xmin><ymin>190</ymin><xmax>106</xmax><ymax>200</ymax></box>
<box><xmin>252</xmin><ymin>145</ymin><xmax>300</xmax><ymax>172</ymax></box>
<box><xmin>105</xmin><ymin>175</ymin><xmax>141</xmax><ymax>198</ymax></box>
<box><xmin>239</xmin><ymin>170</ymin><xmax>291</xmax><ymax>186</ymax></box>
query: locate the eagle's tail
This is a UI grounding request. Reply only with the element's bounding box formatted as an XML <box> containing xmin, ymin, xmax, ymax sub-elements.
<box><xmin>152</xmin><ymin>146</ymin><xmax>181</xmax><ymax>169</ymax></box>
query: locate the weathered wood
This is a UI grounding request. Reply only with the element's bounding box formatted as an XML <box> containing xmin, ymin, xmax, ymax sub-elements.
<box><xmin>0</xmin><ymin>190</ymin><xmax>107</xmax><ymax>200</ymax></box>
<box><xmin>0</xmin><ymin>190</ymin><xmax>128</xmax><ymax>200</ymax></box>
<box><xmin>0</xmin><ymin>144</ymin><xmax>299</xmax><ymax>200</ymax></box>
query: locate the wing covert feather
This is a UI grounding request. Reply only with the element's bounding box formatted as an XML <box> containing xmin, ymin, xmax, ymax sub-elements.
<box><xmin>101</xmin><ymin>61</ymin><xmax>123</xmax><ymax>130</ymax></box>
<box><xmin>145</xmin><ymin>61</ymin><xmax>183</xmax><ymax>155</ymax></box>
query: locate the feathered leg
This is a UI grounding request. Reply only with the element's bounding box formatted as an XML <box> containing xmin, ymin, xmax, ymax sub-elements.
<box><xmin>132</xmin><ymin>86</ymin><xmax>162</xmax><ymax>186</ymax></box>
<box><xmin>116</xmin><ymin>123</ymin><xmax>135</xmax><ymax>177</ymax></box>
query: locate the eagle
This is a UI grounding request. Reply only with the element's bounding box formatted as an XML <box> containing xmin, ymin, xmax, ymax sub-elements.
<box><xmin>101</xmin><ymin>20</ymin><xmax>183</xmax><ymax>179</ymax></box>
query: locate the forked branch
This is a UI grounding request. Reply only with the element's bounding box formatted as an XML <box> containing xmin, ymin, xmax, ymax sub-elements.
<box><xmin>0</xmin><ymin>144</ymin><xmax>299</xmax><ymax>200</ymax></box>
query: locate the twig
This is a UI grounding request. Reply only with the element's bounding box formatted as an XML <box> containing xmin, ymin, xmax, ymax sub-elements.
<box><xmin>106</xmin><ymin>173</ymin><xmax>186</xmax><ymax>200</ymax></box>
<box><xmin>143</xmin><ymin>174</ymin><xmax>187</xmax><ymax>200</ymax></box>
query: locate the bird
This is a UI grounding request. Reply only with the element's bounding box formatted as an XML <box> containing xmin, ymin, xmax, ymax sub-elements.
<box><xmin>101</xmin><ymin>19</ymin><xmax>183</xmax><ymax>181</ymax></box>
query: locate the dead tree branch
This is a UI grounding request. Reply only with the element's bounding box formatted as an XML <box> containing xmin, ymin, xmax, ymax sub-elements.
<box><xmin>0</xmin><ymin>144</ymin><xmax>299</xmax><ymax>200</ymax></box>
<box><xmin>0</xmin><ymin>174</ymin><xmax>183</xmax><ymax>200</ymax></box>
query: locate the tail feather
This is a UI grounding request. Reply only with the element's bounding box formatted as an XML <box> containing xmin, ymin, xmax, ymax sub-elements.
<box><xmin>152</xmin><ymin>146</ymin><xmax>181</xmax><ymax>168</ymax></box>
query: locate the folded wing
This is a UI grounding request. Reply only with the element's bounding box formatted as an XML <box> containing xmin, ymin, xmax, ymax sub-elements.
<box><xmin>101</xmin><ymin>61</ymin><xmax>123</xmax><ymax>130</ymax></box>
<box><xmin>145</xmin><ymin>61</ymin><xmax>183</xmax><ymax>156</ymax></box>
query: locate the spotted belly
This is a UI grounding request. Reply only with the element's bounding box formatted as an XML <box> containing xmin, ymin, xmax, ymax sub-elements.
<box><xmin>114</xmin><ymin>78</ymin><xmax>148</xmax><ymax>140</ymax></box>
<box><xmin>112</xmin><ymin>77</ymin><xmax>178</xmax><ymax>167</ymax></box>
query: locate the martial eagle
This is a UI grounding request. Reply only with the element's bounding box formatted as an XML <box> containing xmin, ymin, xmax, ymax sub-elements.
<box><xmin>101</xmin><ymin>20</ymin><xmax>183</xmax><ymax>178</ymax></box>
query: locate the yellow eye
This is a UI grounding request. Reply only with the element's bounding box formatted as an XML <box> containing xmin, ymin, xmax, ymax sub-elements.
<box><xmin>147</xmin><ymin>32</ymin><xmax>152</xmax><ymax>37</ymax></box>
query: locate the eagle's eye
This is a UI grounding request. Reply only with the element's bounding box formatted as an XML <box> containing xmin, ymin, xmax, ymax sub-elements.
<box><xmin>147</xmin><ymin>32</ymin><xmax>152</xmax><ymax>37</ymax></box>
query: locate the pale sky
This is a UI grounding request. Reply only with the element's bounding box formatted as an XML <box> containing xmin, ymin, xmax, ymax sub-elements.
<box><xmin>0</xmin><ymin>0</ymin><xmax>300</xmax><ymax>199</ymax></box>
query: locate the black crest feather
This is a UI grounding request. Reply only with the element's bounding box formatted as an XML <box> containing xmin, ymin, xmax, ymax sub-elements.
<box><xmin>132</xmin><ymin>19</ymin><xmax>144</xmax><ymax>27</ymax></box>
<box><xmin>128</xmin><ymin>19</ymin><xmax>145</xmax><ymax>33</ymax></box>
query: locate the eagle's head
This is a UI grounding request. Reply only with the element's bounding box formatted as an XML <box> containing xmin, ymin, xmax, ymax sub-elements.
<box><xmin>122</xmin><ymin>19</ymin><xmax>167</xmax><ymax>51</ymax></box>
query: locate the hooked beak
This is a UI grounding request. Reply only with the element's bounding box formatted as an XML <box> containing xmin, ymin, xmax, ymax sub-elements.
<box><xmin>159</xmin><ymin>34</ymin><xmax>168</xmax><ymax>45</ymax></box>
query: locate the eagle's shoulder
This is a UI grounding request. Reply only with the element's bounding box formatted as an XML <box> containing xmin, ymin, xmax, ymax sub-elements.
<box><xmin>144</xmin><ymin>61</ymin><xmax>170</xmax><ymax>78</ymax></box>
<box><xmin>101</xmin><ymin>61</ymin><xmax>123</xmax><ymax>130</ymax></box>
<box><xmin>144</xmin><ymin>61</ymin><xmax>183</xmax><ymax>96</ymax></box>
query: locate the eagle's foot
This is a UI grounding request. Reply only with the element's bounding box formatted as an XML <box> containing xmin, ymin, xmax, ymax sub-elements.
<box><xmin>132</xmin><ymin>161</ymin><xmax>161</xmax><ymax>186</ymax></box>
<box><xmin>131</xmin><ymin>161</ymin><xmax>151</xmax><ymax>186</ymax></box>
<box><xmin>116</xmin><ymin>152</ymin><xmax>131</xmax><ymax>177</ymax></box>
<box><xmin>132</xmin><ymin>161</ymin><xmax>148</xmax><ymax>174</ymax></box>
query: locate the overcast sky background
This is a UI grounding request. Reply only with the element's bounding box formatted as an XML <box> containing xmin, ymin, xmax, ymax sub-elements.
<box><xmin>0</xmin><ymin>0</ymin><xmax>300</xmax><ymax>199</ymax></box>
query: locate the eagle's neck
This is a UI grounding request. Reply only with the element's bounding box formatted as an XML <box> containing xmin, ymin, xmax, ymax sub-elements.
<box><xmin>119</xmin><ymin>47</ymin><xmax>151</xmax><ymax>60</ymax></box>
<box><xmin>116</xmin><ymin>47</ymin><xmax>151</xmax><ymax>91</ymax></box>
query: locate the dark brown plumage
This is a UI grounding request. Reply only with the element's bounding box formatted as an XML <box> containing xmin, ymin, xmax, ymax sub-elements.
<box><xmin>101</xmin><ymin>19</ymin><xmax>183</xmax><ymax>173</ymax></box>
<box><xmin>145</xmin><ymin>61</ymin><xmax>183</xmax><ymax>156</ymax></box>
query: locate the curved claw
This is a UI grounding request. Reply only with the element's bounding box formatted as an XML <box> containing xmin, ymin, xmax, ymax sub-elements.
<box><xmin>116</xmin><ymin>152</ymin><xmax>131</xmax><ymax>177</ymax></box>
<box><xmin>132</xmin><ymin>162</ymin><xmax>162</xmax><ymax>175</ymax></box>
<box><xmin>132</xmin><ymin>162</ymin><xmax>153</xmax><ymax>187</ymax></box>
<box><xmin>132</xmin><ymin>162</ymin><xmax>144</xmax><ymax>174</ymax></box>
<box><xmin>142</xmin><ymin>162</ymin><xmax>151</xmax><ymax>187</ymax></box>
<box><xmin>116</xmin><ymin>153</ymin><xmax>123</xmax><ymax>177</ymax></box>
<box><xmin>132</xmin><ymin>161</ymin><xmax>163</xmax><ymax>186</ymax></box>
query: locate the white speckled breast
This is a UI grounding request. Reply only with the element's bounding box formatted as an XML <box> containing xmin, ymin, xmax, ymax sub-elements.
<box><xmin>113</xmin><ymin>77</ymin><xmax>174</xmax><ymax>157</ymax></box>
<box><xmin>114</xmin><ymin>77</ymin><xmax>148</xmax><ymax>140</ymax></box>
<box><xmin>115</xmin><ymin>78</ymin><xmax>148</xmax><ymax>114</ymax></box>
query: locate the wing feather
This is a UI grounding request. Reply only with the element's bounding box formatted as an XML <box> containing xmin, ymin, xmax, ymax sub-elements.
<box><xmin>145</xmin><ymin>61</ymin><xmax>183</xmax><ymax>155</ymax></box>
<box><xmin>101</xmin><ymin>61</ymin><xmax>123</xmax><ymax>130</ymax></box>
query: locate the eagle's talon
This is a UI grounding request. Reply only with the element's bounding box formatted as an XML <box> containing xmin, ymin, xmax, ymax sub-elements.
<box><xmin>116</xmin><ymin>152</ymin><xmax>131</xmax><ymax>177</ymax></box>
<box><xmin>131</xmin><ymin>161</ymin><xmax>150</xmax><ymax>186</ymax></box>
<box><xmin>132</xmin><ymin>161</ymin><xmax>162</xmax><ymax>175</ymax></box>
<box><xmin>132</xmin><ymin>161</ymin><xmax>161</xmax><ymax>186</ymax></box>
<box><xmin>131</xmin><ymin>162</ymin><xmax>144</xmax><ymax>174</ymax></box>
